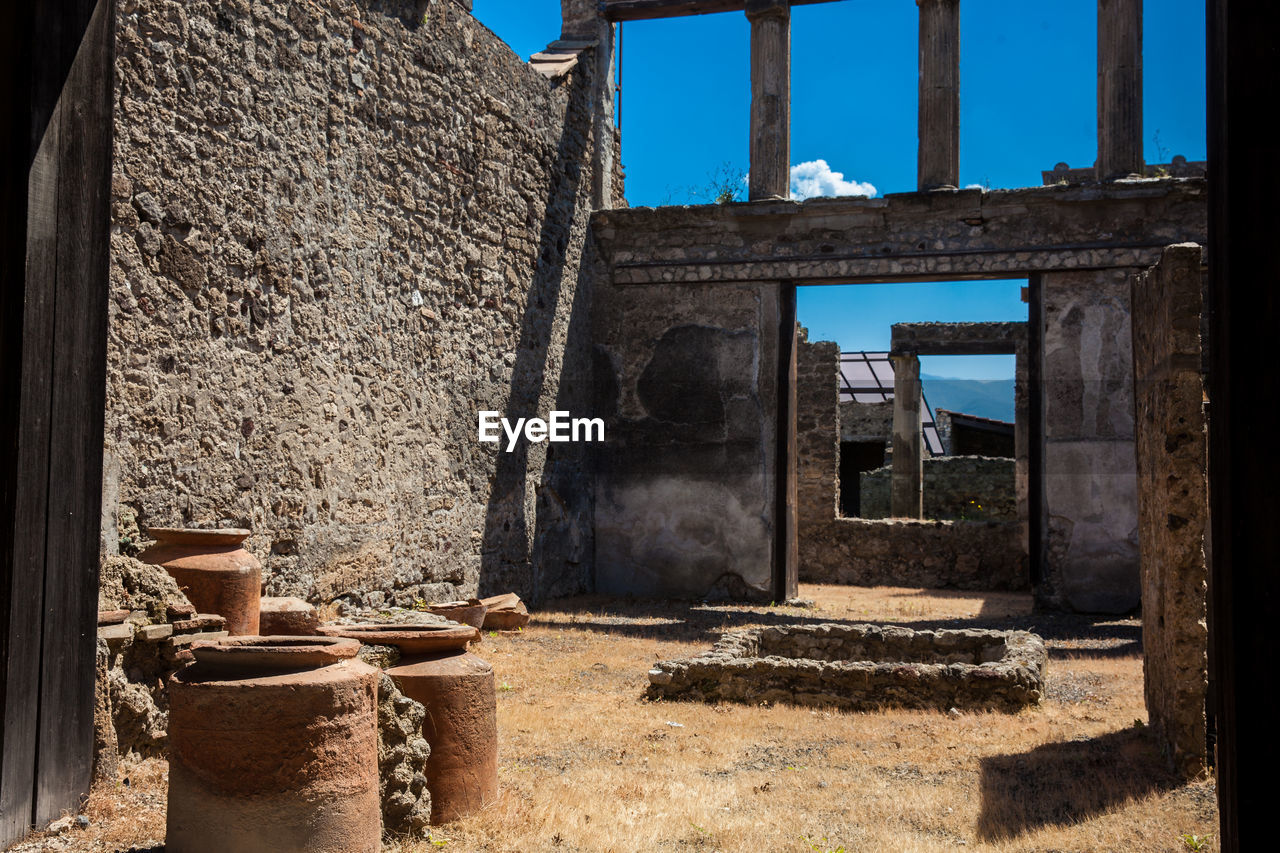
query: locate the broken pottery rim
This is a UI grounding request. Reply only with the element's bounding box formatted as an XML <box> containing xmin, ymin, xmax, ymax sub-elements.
<box><xmin>423</xmin><ymin>599</ymin><xmax>489</xmax><ymax>630</ymax></box>
<box><xmin>317</xmin><ymin>622</ymin><xmax>480</xmax><ymax>655</ymax></box>
<box><xmin>190</xmin><ymin>635</ymin><xmax>360</xmax><ymax>672</ymax></box>
<box><xmin>146</xmin><ymin>527</ymin><xmax>252</xmax><ymax>546</ymax></box>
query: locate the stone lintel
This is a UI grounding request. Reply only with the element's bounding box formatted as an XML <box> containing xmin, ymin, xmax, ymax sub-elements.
<box><xmin>890</xmin><ymin>321</ymin><xmax>1027</xmax><ymax>356</ymax></box>
<box><xmin>593</xmin><ymin>179</ymin><xmax>1207</xmax><ymax>286</ymax></box>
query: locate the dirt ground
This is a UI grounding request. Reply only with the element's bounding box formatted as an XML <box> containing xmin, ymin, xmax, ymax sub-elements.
<box><xmin>11</xmin><ymin>584</ymin><xmax>1218</xmax><ymax>852</ymax></box>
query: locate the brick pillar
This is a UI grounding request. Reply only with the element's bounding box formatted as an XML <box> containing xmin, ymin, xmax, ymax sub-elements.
<box><xmin>1096</xmin><ymin>0</ymin><xmax>1143</xmax><ymax>180</ymax></box>
<box><xmin>891</xmin><ymin>353</ymin><xmax>923</xmax><ymax>518</ymax></box>
<box><xmin>747</xmin><ymin>0</ymin><xmax>790</xmax><ymax>200</ymax></box>
<box><xmin>917</xmin><ymin>0</ymin><xmax>960</xmax><ymax>190</ymax></box>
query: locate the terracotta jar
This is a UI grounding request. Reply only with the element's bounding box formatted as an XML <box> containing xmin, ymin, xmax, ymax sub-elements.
<box><xmin>166</xmin><ymin>636</ymin><xmax>381</xmax><ymax>852</ymax></box>
<box><xmin>319</xmin><ymin>623</ymin><xmax>498</xmax><ymax>824</ymax></box>
<box><xmin>139</xmin><ymin>528</ymin><xmax>261</xmax><ymax>635</ymax></box>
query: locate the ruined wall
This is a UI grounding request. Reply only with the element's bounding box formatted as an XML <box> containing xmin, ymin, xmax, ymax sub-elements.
<box><xmin>591</xmin><ymin>268</ymin><xmax>779</xmax><ymax>599</ymax></box>
<box><xmin>797</xmin><ymin>336</ymin><xmax>839</xmax><ymax>570</ymax></box>
<box><xmin>860</xmin><ymin>456</ymin><xmax>1017</xmax><ymax>521</ymax></box>
<box><xmin>795</xmin><ymin>338</ymin><xmax>1023</xmax><ymax>590</ymax></box>
<box><xmin>1132</xmin><ymin>243</ymin><xmax>1208</xmax><ymax>778</ymax></box>
<box><xmin>105</xmin><ymin>0</ymin><xmax>600</xmax><ymax>606</ymax></box>
<box><xmin>1037</xmin><ymin>269</ymin><xmax>1140</xmax><ymax>612</ymax></box>
<box><xmin>800</xmin><ymin>518</ymin><xmax>1025</xmax><ymax>590</ymax></box>
<box><xmin>840</xmin><ymin>400</ymin><xmax>893</xmax><ymax>443</ymax></box>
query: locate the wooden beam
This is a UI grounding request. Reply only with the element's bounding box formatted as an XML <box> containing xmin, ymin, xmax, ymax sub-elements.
<box><xmin>1207</xmin><ymin>0</ymin><xmax>1280</xmax><ymax>848</ymax></box>
<box><xmin>1</xmin><ymin>0</ymin><xmax>113</xmax><ymax>844</ymax></box>
<box><xmin>603</xmin><ymin>0</ymin><xmax>840</xmax><ymax>23</ymax></box>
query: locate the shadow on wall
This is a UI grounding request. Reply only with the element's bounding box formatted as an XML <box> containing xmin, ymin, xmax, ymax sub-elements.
<box><xmin>479</xmin><ymin>69</ymin><xmax>595</xmax><ymax>604</ymax></box>
<box><xmin>976</xmin><ymin>727</ymin><xmax>1181</xmax><ymax>841</ymax></box>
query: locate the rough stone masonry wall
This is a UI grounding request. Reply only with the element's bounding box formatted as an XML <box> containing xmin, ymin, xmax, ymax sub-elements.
<box><xmin>795</xmin><ymin>334</ymin><xmax>1025</xmax><ymax>590</ymax></box>
<box><xmin>802</xmin><ymin>517</ymin><xmax>1026</xmax><ymax>590</ymax></box>
<box><xmin>797</xmin><ymin>335</ymin><xmax>839</xmax><ymax>570</ymax></box>
<box><xmin>647</xmin><ymin>624</ymin><xmax>1047</xmax><ymax>712</ymax></box>
<box><xmin>860</xmin><ymin>456</ymin><xmax>1017</xmax><ymax>522</ymax></box>
<box><xmin>1132</xmin><ymin>243</ymin><xmax>1208</xmax><ymax>778</ymax></box>
<box><xmin>104</xmin><ymin>0</ymin><xmax>600</xmax><ymax>606</ymax></box>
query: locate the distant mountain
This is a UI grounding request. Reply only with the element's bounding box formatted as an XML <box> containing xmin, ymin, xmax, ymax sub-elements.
<box><xmin>920</xmin><ymin>374</ymin><xmax>1015</xmax><ymax>423</ymax></box>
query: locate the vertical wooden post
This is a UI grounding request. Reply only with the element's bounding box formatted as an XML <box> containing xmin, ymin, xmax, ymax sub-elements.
<box><xmin>747</xmin><ymin>0</ymin><xmax>790</xmax><ymax>200</ymax></box>
<box><xmin>890</xmin><ymin>353</ymin><xmax>923</xmax><ymax>518</ymax></box>
<box><xmin>1207</xmin><ymin>0</ymin><xmax>1280</xmax><ymax>848</ymax></box>
<box><xmin>1097</xmin><ymin>0</ymin><xmax>1143</xmax><ymax>180</ymax></box>
<box><xmin>1</xmin><ymin>0</ymin><xmax>114</xmax><ymax>844</ymax></box>
<box><xmin>917</xmin><ymin>0</ymin><xmax>960</xmax><ymax>190</ymax></box>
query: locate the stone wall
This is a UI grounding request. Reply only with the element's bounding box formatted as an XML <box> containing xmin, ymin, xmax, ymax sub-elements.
<box><xmin>839</xmin><ymin>400</ymin><xmax>893</xmax><ymax>443</ymax></box>
<box><xmin>800</xmin><ymin>517</ymin><xmax>1026</xmax><ymax>590</ymax></box>
<box><xmin>1037</xmin><ymin>268</ymin><xmax>1140</xmax><ymax>612</ymax></box>
<box><xmin>1132</xmin><ymin>243</ymin><xmax>1208</xmax><ymax>778</ymax></box>
<box><xmin>860</xmin><ymin>456</ymin><xmax>1017</xmax><ymax>521</ymax></box>
<box><xmin>797</xmin><ymin>335</ymin><xmax>839</xmax><ymax>572</ymax></box>
<box><xmin>104</xmin><ymin>0</ymin><xmax>602</xmax><ymax>606</ymax></box>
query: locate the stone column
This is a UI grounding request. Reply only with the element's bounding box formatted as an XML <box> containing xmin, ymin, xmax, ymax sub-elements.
<box><xmin>917</xmin><ymin>0</ymin><xmax>960</xmax><ymax>190</ymax></box>
<box><xmin>890</xmin><ymin>353</ymin><xmax>923</xmax><ymax>518</ymax></box>
<box><xmin>1096</xmin><ymin>0</ymin><xmax>1142</xmax><ymax>180</ymax></box>
<box><xmin>747</xmin><ymin>0</ymin><xmax>790</xmax><ymax>200</ymax></box>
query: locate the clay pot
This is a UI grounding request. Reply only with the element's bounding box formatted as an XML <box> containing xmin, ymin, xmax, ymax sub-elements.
<box><xmin>321</xmin><ymin>622</ymin><xmax>498</xmax><ymax>824</ymax></box>
<box><xmin>139</xmin><ymin>528</ymin><xmax>261</xmax><ymax>636</ymax></box>
<box><xmin>166</xmin><ymin>636</ymin><xmax>380</xmax><ymax>852</ymax></box>
<box><xmin>425</xmin><ymin>598</ymin><xmax>489</xmax><ymax>631</ymax></box>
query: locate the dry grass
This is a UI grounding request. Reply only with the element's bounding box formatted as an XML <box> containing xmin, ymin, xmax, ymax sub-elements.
<box><xmin>29</xmin><ymin>584</ymin><xmax>1218</xmax><ymax>853</ymax></box>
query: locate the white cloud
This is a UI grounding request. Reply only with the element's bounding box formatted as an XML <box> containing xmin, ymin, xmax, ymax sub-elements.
<box><xmin>789</xmin><ymin>159</ymin><xmax>877</xmax><ymax>200</ymax></box>
<box><xmin>964</xmin><ymin>183</ymin><xmax>986</xmax><ymax>191</ymax></box>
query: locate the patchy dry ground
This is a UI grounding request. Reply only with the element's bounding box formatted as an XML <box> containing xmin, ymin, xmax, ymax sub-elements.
<box><xmin>12</xmin><ymin>585</ymin><xmax>1218</xmax><ymax>852</ymax></box>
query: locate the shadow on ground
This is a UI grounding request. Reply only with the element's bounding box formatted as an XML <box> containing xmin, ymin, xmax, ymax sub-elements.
<box><xmin>976</xmin><ymin>727</ymin><xmax>1181</xmax><ymax>840</ymax></box>
<box><xmin>533</xmin><ymin>592</ymin><xmax>1141</xmax><ymax>659</ymax></box>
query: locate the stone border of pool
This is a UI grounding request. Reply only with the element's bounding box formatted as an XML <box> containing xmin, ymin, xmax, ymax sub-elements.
<box><xmin>647</xmin><ymin>623</ymin><xmax>1047</xmax><ymax>712</ymax></box>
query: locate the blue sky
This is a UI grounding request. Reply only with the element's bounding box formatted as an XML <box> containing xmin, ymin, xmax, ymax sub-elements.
<box><xmin>471</xmin><ymin>1</ymin><xmax>1206</xmax><ymax>379</ymax></box>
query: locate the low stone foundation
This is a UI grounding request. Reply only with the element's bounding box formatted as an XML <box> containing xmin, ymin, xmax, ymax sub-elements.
<box><xmin>648</xmin><ymin>623</ymin><xmax>1046</xmax><ymax>712</ymax></box>
<box><xmin>800</xmin><ymin>518</ymin><xmax>1027</xmax><ymax>590</ymax></box>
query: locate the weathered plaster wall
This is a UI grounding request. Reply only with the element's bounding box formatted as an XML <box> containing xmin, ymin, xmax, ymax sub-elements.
<box><xmin>591</xmin><ymin>273</ymin><xmax>779</xmax><ymax>599</ymax></box>
<box><xmin>1132</xmin><ymin>243</ymin><xmax>1208</xmax><ymax>778</ymax></box>
<box><xmin>860</xmin><ymin>456</ymin><xmax>1017</xmax><ymax>521</ymax></box>
<box><xmin>1037</xmin><ymin>269</ymin><xmax>1140</xmax><ymax>612</ymax></box>
<box><xmin>105</xmin><ymin>0</ymin><xmax>600</xmax><ymax>605</ymax></box>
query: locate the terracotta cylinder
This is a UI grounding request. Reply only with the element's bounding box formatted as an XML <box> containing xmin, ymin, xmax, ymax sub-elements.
<box><xmin>318</xmin><ymin>624</ymin><xmax>498</xmax><ymax>824</ymax></box>
<box><xmin>389</xmin><ymin>650</ymin><xmax>498</xmax><ymax>824</ymax></box>
<box><xmin>166</xmin><ymin>636</ymin><xmax>381</xmax><ymax>852</ymax></box>
<box><xmin>140</xmin><ymin>528</ymin><xmax>262</xmax><ymax>635</ymax></box>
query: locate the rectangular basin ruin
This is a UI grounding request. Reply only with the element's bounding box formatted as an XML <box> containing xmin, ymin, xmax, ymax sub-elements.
<box><xmin>647</xmin><ymin>623</ymin><xmax>1047</xmax><ymax>712</ymax></box>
